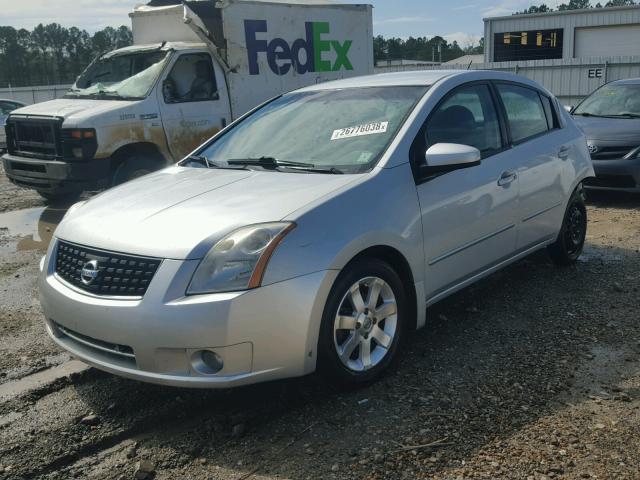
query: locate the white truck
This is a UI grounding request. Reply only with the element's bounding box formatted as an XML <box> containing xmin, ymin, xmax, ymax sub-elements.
<box><xmin>2</xmin><ymin>0</ymin><xmax>373</xmax><ymax>200</ymax></box>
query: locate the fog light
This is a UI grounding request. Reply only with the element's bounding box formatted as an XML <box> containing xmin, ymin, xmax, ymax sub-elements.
<box><xmin>191</xmin><ymin>350</ymin><xmax>224</xmax><ymax>375</ymax></box>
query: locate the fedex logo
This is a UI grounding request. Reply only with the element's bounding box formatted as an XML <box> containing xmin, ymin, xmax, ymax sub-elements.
<box><xmin>244</xmin><ymin>20</ymin><xmax>353</xmax><ymax>76</ymax></box>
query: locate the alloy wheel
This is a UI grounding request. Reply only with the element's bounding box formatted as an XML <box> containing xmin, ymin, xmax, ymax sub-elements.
<box><xmin>333</xmin><ymin>276</ymin><xmax>398</xmax><ymax>372</ymax></box>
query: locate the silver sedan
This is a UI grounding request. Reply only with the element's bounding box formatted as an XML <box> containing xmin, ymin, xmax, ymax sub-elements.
<box><xmin>39</xmin><ymin>70</ymin><xmax>594</xmax><ymax>388</ymax></box>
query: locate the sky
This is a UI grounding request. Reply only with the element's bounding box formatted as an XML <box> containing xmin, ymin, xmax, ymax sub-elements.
<box><xmin>0</xmin><ymin>0</ymin><xmax>558</xmax><ymax>47</ymax></box>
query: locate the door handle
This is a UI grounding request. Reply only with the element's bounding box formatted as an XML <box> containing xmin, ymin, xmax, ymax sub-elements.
<box><xmin>558</xmin><ymin>146</ymin><xmax>571</xmax><ymax>160</ymax></box>
<box><xmin>498</xmin><ymin>170</ymin><xmax>517</xmax><ymax>186</ymax></box>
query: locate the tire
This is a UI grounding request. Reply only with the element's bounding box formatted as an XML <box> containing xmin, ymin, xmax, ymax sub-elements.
<box><xmin>318</xmin><ymin>258</ymin><xmax>407</xmax><ymax>386</ymax></box>
<box><xmin>547</xmin><ymin>186</ymin><xmax>587</xmax><ymax>266</ymax></box>
<box><xmin>112</xmin><ymin>155</ymin><xmax>162</xmax><ymax>186</ymax></box>
<box><xmin>37</xmin><ymin>190</ymin><xmax>81</xmax><ymax>204</ymax></box>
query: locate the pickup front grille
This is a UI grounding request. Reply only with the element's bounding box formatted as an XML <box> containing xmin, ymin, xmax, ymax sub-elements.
<box><xmin>7</xmin><ymin>116</ymin><xmax>62</xmax><ymax>159</ymax></box>
<box><xmin>55</xmin><ymin>240</ymin><xmax>161</xmax><ymax>297</ymax></box>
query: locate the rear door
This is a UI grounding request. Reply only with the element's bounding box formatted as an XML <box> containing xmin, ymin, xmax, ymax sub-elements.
<box><xmin>494</xmin><ymin>82</ymin><xmax>567</xmax><ymax>250</ymax></box>
<box><xmin>157</xmin><ymin>51</ymin><xmax>231</xmax><ymax>161</ymax></box>
<box><xmin>413</xmin><ymin>82</ymin><xmax>520</xmax><ymax>302</ymax></box>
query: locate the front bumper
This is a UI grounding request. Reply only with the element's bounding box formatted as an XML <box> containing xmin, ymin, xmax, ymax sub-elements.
<box><xmin>39</xmin><ymin>242</ymin><xmax>337</xmax><ymax>388</ymax></box>
<box><xmin>584</xmin><ymin>157</ymin><xmax>640</xmax><ymax>192</ymax></box>
<box><xmin>2</xmin><ymin>153</ymin><xmax>111</xmax><ymax>194</ymax></box>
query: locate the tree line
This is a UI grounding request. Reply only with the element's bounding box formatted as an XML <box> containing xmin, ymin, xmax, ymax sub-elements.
<box><xmin>516</xmin><ymin>0</ymin><xmax>635</xmax><ymax>14</ymax></box>
<box><xmin>374</xmin><ymin>36</ymin><xmax>484</xmax><ymax>64</ymax></box>
<box><xmin>0</xmin><ymin>24</ymin><xmax>133</xmax><ymax>88</ymax></box>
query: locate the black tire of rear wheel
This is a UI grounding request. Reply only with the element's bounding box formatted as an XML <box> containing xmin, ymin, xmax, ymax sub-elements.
<box><xmin>112</xmin><ymin>155</ymin><xmax>162</xmax><ymax>186</ymax></box>
<box><xmin>317</xmin><ymin>258</ymin><xmax>407</xmax><ymax>386</ymax></box>
<box><xmin>547</xmin><ymin>186</ymin><xmax>587</xmax><ymax>266</ymax></box>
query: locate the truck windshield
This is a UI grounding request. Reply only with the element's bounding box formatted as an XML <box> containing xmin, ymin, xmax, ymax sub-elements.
<box><xmin>65</xmin><ymin>50</ymin><xmax>170</xmax><ymax>100</ymax></box>
<box><xmin>194</xmin><ymin>86</ymin><xmax>427</xmax><ymax>174</ymax></box>
<box><xmin>573</xmin><ymin>83</ymin><xmax>640</xmax><ymax>118</ymax></box>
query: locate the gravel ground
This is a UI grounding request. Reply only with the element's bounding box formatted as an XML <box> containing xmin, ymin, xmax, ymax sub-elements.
<box><xmin>0</xmin><ymin>167</ymin><xmax>639</xmax><ymax>480</ymax></box>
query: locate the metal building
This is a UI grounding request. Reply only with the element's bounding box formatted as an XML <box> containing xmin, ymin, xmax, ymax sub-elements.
<box><xmin>484</xmin><ymin>5</ymin><xmax>640</xmax><ymax>62</ymax></box>
<box><xmin>375</xmin><ymin>5</ymin><xmax>640</xmax><ymax>106</ymax></box>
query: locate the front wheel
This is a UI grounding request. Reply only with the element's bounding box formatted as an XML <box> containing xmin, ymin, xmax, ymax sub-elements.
<box><xmin>37</xmin><ymin>190</ymin><xmax>81</xmax><ymax>204</ymax></box>
<box><xmin>112</xmin><ymin>155</ymin><xmax>162</xmax><ymax>186</ymax></box>
<box><xmin>547</xmin><ymin>186</ymin><xmax>587</xmax><ymax>266</ymax></box>
<box><xmin>318</xmin><ymin>258</ymin><xmax>407</xmax><ymax>385</ymax></box>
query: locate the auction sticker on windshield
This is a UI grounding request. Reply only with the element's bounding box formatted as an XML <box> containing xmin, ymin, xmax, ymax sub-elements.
<box><xmin>331</xmin><ymin>121</ymin><xmax>388</xmax><ymax>140</ymax></box>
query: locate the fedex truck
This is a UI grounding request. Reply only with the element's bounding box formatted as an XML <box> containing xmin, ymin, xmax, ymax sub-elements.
<box><xmin>2</xmin><ymin>0</ymin><xmax>373</xmax><ymax>201</ymax></box>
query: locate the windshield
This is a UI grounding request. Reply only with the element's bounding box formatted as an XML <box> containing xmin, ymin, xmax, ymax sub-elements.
<box><xmin>65</xmin><ymin>50</ymin><xmax>170</xmax><ymax>100</ymax></box>
<box><xmin>573</xmin><ymin>83</ymin><xmax>640</xmax><ymax>117</ymax></box>
<box><xmin>193</xmin><ymin>86</ymin><xmax>427</xmax><ymax>174</ymax></box>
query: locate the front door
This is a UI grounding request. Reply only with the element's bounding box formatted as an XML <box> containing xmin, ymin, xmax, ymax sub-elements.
<box><xmin>158</xmin><ymin>51</ymin><xmax>231</xmax><ymax>161</ymax></box>
<box><xmin>413</xmin><ymin>83</ymin><xmax>520</xmax><ymax>301</ymax></box>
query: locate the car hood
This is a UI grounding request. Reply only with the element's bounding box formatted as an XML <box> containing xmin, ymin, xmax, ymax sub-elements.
<box><xmin>10</xmin><ymin>98</ymin><xmax>137</xmax><ymax>125</ymax></box>
<box><xmin>56</xmin><ymin>166</ymin><xmax>359</xmax><ymax>260</ymax></box>
<box><xmin>572</xmin><ymin>115</ymin><xmax>640</xmax><ymax>144</ymax></box>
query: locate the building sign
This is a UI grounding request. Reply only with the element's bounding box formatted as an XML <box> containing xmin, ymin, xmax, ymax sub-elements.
<box><xmin>494</xmin><ymin>28</ymin><xmax>564</xmax><ymax>62</ymax></box>
<box><xmin>587</xmin><ymin>68</ymin><xmax>603</xmax><ymax>78</ymax></box>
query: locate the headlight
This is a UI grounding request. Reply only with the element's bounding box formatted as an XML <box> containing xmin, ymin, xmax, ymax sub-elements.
<box><xmin>187</xmin><ymin>222</ymin><xmax>295</xmax><ymax>294</ymax></box>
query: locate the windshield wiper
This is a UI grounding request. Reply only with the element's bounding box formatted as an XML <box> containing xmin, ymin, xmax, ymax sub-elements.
<box><xmin>227</xmin><ymin>157</ymin><xmax>315</xmax><ymax>170</ymax></box>
<box><xmin>183</xmin><ymin>154</ymin><xmax>218</xmax><ymax>168</ymax></box>
<box><xmin>183</xmin><ymin>154</ymin><xmax>248</xmax><ymax>170</ymax></box>
<box><xmin>287</xmin><ymin>166</ymin><xmax>344</xmax><ymax>174</ymax></box>
<box><xmin>608</xmin><ymin>113</ymin><xmax>640</xmax><ymax>118</ymax></box>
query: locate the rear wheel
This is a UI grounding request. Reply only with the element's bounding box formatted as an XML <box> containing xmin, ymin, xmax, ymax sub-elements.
<box><xmin>547</xmin><ymin>186</ymin><xmax>587</xmax><ymax>265</ymax></box>
<box><xmin>318</xmin><ymin>258</ymin><xmax>407</xmax><ymax>385</ymax></box>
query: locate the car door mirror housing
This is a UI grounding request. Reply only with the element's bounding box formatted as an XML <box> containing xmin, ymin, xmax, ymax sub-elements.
<box><xmin>424</xmin><ymin>143</ymin><xmax>481</xmax><ymax>170</ymax></box>
<box><xmin>564</xmin><ymin>104</ymin><xmax>574</xmax><ymax>113</ymax></box>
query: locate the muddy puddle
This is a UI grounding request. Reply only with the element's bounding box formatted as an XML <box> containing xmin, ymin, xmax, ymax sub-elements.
<box><xmin>0</xmin><ymin>206</ymin><xmax>67</xmax><ymax>253</ymax></box>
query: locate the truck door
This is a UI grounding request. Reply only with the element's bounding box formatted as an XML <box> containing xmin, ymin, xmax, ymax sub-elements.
<box><xmin>157</xmin><ymin>51</ymin><xmax>231</xmax><ymax>161</ymax></box>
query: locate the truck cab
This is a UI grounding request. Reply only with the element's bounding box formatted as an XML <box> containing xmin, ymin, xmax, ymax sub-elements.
<box><xmin>2</xmin><ymin>0</ymin><xmax>373</xmax><ymax>201</ymax></box>
<box><xmin>2</xmin><ymin>42</ymin><xmax>230</xmax><ymax>200</ymax></box>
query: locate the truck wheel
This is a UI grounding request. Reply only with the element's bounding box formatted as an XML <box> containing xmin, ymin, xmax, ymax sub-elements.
<box><xmin>547</xmin><ymin>186</ymin><xmax>587</xmax><ymax>266</ymax></box>
<box><xmin>112</xmin><ymin>155</ymin><xmax>162</xmax><ymax>186</ymax></box>
<box><xmin>318</xmin><ymin>258</ymin><xmax>407</xmax><ymax>386</ymax></box>
<box><xmin>38</xmin><ymin>190</ymin><xmax>81</xmax><ymax>204</ymax></box>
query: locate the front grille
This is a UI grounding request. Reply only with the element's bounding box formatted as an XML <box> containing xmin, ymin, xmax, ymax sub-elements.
<box><xmin>55</xmin><ymin>322</ymin><xmax>135</xmax><ymax>359</ymax></box>
<box><xmin>10</xmin><ymin>161</ymin><xmax>46</xmax><ymax>173</ymax></box>
<box><xmin>584</xmin><ymin>174</ymin><xmax>636</xmax><ymax>189</ymax></box>
<box><xmin>55</xmin><ymin>240</ymin><xmax>162</xmax><ymax>297</ymax></box>
<box><xmin>7</xmin><ymin>116</ymin><xmax>62</xmax><ymax>159</ymax></box>
<box><xmin>590</xmin><ymin>146</ymin><xmax>636</xmax><ymax>160</ymax></box>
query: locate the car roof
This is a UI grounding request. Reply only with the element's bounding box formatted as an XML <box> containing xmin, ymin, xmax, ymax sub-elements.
<box><xmin>297</xmin><ymin>70</ymin><xmax>539</xmax><ymax>92</ymax></box>
<box><xmin>0</xmin><ymin>99</ymin><xmax>25</xmax><ymax>104</ymax></box>
<box><xmin>610</xmin><ymin>77</ymin><xmax>640</xmax><ymax>85</ymax></box>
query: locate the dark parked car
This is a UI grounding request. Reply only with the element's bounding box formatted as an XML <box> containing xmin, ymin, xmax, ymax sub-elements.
<box><xmin>0</xmin><ymin>99</ymin><xmax>26</xmax><ymax>152</ymax></box>
<box><xmin>572</xmin><ymin>79</ymin><xmax>640</xmax><ymax>192</ymax></box>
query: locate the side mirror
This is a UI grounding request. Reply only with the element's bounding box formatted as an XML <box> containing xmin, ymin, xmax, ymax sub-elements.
<box><xmin>425</xmin><ymin>143</ymin><xmax>481</xmax><ymax>169</ymax></box>
<box><xmin>564</xmin><ymin>104</ymin><xmax>574</xmax><ymax>113</ymax></box>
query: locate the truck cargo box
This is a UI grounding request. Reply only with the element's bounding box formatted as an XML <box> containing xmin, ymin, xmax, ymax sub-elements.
<box><xmin>131</xmin><ymin>0</ymin><xmax>374</xmax><ymax>116</ymax></box>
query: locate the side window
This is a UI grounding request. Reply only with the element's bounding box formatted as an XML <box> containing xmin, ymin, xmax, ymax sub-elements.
<box><xmin>539</xmin><ymin>94</ymin><xmax>558</xmax><ymax>130</ymax></box>
<box><xmin>0</xmin><ymin>102</ymin><xmax>10</xmax><ymax>115</ymax></box>
<box><xmin>497</xmin><ymin>84</ymin><xmax>549</xmax><ymax>143</ymax></box>
<box><xmin>163</xmin><ymin>53</ymin><xmax>218</xmax><ymax>104</ymax></box>
<box><xmin>425</xmin><ymin>84</ymin><xmax>502</xmax><ymax>157</ymax></box>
